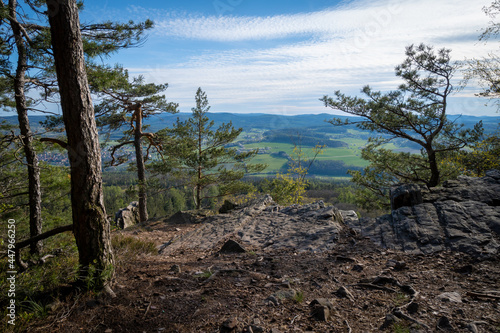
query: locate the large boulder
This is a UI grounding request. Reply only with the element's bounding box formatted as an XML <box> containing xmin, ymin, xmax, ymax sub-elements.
<box><xmin>346</xmin><ymin>170</ymin><xmax>500</xmax><ymax>256</ymax></box>
<box><xmin>115</xmin><ymin>202</ymin><xmax>140</xmax><ymax>229</ymax></box>
<box><xmin>163</xmin><ymin>209</ymin><xmax>213</xmax><ymax>224</ymax></box>
<box><xmin>390</xmin><ymin>183</ymin><xmax>423</xmax><ymax>210</ymax></box>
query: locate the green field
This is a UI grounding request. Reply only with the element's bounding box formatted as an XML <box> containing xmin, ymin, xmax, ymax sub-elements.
<box><xmin>243</xmin><ymin>141</ymin><xmax>370</xmax><ymax>175</ymax></box>
<box><xmin>102</xmin><ymin>128</ymin><xmax>413</xmax><ymax>178</ymax></box>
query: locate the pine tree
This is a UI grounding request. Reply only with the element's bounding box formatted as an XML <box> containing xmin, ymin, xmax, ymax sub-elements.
<box><xmin>321</xmin><ymin>44</ymin><xmax>483</xmax><ymax>207</ymax></box>
<box><xmin>94</xmin><ymin>68</ymin><xmax>178</xmax><ymax>222</ymax></box>
<box><xmin>1</xmin><ymin>0</ymin><xmax>43</xmax><ymax>253</ymax></box>
<box><xmin>162</xmin><ymin>88</ymin><xmax>266</xmax><ymax>209</ymax></box>
<box><xmin>46</xmin><ymin>0</ymin><xmax>114</xmax><ymax>289</ymax></box>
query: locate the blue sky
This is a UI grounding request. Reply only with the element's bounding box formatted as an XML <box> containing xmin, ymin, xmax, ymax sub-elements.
<box><xmin>66</xmin><ymin>0</ymin><xmax>500</xmax><ymax>116</ymax></box>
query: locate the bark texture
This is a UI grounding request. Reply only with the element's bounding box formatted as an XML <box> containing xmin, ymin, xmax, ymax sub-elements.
<box><xmin>46</xmin><ymin>0</ymin><xmax>114</xmax><ymax>287</ymax></box>
<box><xmin>133</xmin><ymin>105</ymin><xmax>148</xmax><ymax>222</ymax></box>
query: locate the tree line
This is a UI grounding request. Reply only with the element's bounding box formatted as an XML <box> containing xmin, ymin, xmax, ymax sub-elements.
<box><xmin>263</xmin><ymin>129</ymin><xmax>348</xmax><ymax>148</ymax></box>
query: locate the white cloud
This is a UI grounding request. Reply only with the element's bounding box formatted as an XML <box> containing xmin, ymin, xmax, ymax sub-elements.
<box><xmin>129</xmin><ymin>0</ymin><xmax>498</xmax><ymax>116</ymax></box>
<box><xmin>152</xmin><ymin>0</ymin><xmax>484</xmax><ymax>43</ymax></box>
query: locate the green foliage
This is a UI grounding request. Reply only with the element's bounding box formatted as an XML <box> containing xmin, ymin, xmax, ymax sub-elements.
<box><xmin>441</xmin><ymin>132</ymin><xmax>500</xmax><ymax>177</ymax></box>
<box><xmin>263</xmin><ymin>128</ymin><xmax>347</xmax><ymax>148</ymax></box>
<box><xmin>263</xmin><ymin>143</ymin><xmax>324</xmax><ymax>205</ymax></box>
<box><xmin>263</xmin><ymin>172</ymin><xmax>307</xmax><ymax>205</ymax></box>
<box><xmin>94</xmin><ymin>68</ymin><xmax>178</xmax><ymax>146</ymax></box>
<box><xmin>393</xmin><ymin>323</ymin><xmax>411</xmax><ymax>333</ymax></box>
<box><xmin>159</xmin><ymin>88</ymin><xmax>266</xmax><ymax>209</ymax></box>
<box><xmin>0</xmin><ymin>232</ymin><xmax>79</xmax><ymax>331</ymax></box>
<box><xmin>306</xmin><ymin>159</ymin><xmax>362</xmax><ymax>177</ymax></box>
<box><xmin>81</xmin><ymin>19</ymin><xmax>154</xmax><ymax>58</ymax></box>
<box><xmin>194</xmin><ymin>270</ymin><xmax>213</xmax><ymax>278</ymax></box>
<box><xmin>94</xmin><ymin>67</ymin><xmax>178</xmax><ymax>221</ymax></box>
<box><xmin>147</xmin><ymin>187</ymin><xmax>189</xmax><ymax>217</ymax></box>
<box><xmin>0</xmin><ymin>122</ymin><xmax>24</xmax><ymax>217</ymax></box>
<box><xmin>322</xmin><ymin>44</ymin><xmax>483</xmax><ymax>206</ymax></box>
<box><xmin>39</xmin><ymin>163</ymin><xmax>71</xmax><ymax>225</ymax></box>
<box><xmin>0</xmin><ymin>2</ymin><xmax>154</xmax><ymax>114</ymax></box>
<box><xmin>104</xmin><ymin>185</ymin><xmax>128</xmax><ymax>217</ymax></box>
<box><xmin>19</xmin><ymin>299</ymin><xmax>49</xmax><ymax>320</ymax></box>
<box><xmin>293</xmin><ymin>290</ymin><xmax>304</xmax><ymax>303</ymax></box>
<box><xmin>81</xmin><ymin>260</ymin><xmax>115</xmax><ymax>292</ymax></box>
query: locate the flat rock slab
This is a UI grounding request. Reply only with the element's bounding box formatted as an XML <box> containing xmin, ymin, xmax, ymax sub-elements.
<box><xmin>160</xmin><ymin>196</ymin><xmax>346</xmax><ymax>254</ymax></box>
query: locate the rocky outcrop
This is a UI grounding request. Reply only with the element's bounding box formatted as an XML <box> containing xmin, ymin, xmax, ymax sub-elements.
<box><xmin>160</xmin><ymin>195</ymin><xmax>347</xmax><ymax>254</ymax></box>
<box><xmin>115</xmin><ymin>202</ymin><xmax>140</xmax><ymax>229</ymax></box>
<box><xmin>158</xmin><ymin>171</ymin><xmax>500</xmax><ymax>256</ymax></box>
<box><xmin>346</xmin><ymin>170</ymin><xmax>500</xmax><ymax>256</ymax></box>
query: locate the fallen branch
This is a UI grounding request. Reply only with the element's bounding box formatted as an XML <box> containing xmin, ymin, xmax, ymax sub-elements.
<box><xmin>353</xmin><ymin>283</ymin><xmax>397</xmax><ymax>293</ymax></box>
<box><xmin>393</xmin><ymin>308</ymin><xmax>431</xmax><ymax>331</ymax></box>
<box><xmin>344</xmin><ymin>320</ymin><xmax>352</xmax><ymax>333</ymax></box>
<box><xmin>200</xmin><ymin>268</ymin><xmax>273</xmax><ymax>286</ymax></box>
<box><xmin>400</xmin><ymin>291</ymin><xmax>420</xmax><ymax>309</ymax></box>
<box><xmin>466</xmin><ymin>291</ymin><xmax>500</xmax><ymax>300</ymax></box>
<box><xmin>15</xmin><ymin>224</ymin><xmax>73</xmax><ymax>271</ymax></box>
<box><xmin>38</xmin><ymin>254</ymin><xmax>54</xmax><ymax>264</ymax></box>
<box><xmin>143</xmin><ymin>301</ymin><xmax>151</xmax><ymax>318</ymax></box>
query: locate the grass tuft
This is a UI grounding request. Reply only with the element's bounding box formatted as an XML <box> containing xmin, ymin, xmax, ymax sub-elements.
<box><xmin>293</xmin><ymin>290</ymin><xmax>304</xmax><ymax>303</ymax></box>
<box><xmin>112</xmin><ymin>234</ymin><xmax>157</xmax><ymax>256</ymax></box>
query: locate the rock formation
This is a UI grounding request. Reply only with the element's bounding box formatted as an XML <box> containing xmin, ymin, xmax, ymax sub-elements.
<box><xmin>346</xmin><ymin>170</ymin><xmax>500</xmax><ymax>256</ymax></box>
<box><xmin>160</xmin><ymin>170</ymin><xmax>500</xmax><ymax>257</ymax></box>
<box><xmin>160</xmin><ymin>195</ymin><xmax>347</xmax><ymax>254</ymax></box>
<box><xmin>115</xmin><ymin>201</ymin><xmax>140</xmax><ymax>229</ymax></box>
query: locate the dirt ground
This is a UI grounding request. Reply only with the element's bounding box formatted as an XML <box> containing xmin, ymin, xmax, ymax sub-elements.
<box><xmin>29</xmin><ymin>220</ymin><xmax>500</xmax><ymax>333</ymax></box>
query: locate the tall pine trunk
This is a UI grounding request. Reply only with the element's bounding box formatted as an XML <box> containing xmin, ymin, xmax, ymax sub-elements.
<box><xmin>8</xmin><ymin>0</ymin><xmax>43</xmax><ymax>254</ymax></box>
<box><xmin>133</xmin><ymin>105</ymin><xmax>148</xmax><ymax>222</ymax></box>
<box><xmin>46</xmin><ymin>0</ymin><xmax>114</xmax><ymax>288</ymax></box>
<box><xmin>196</xmin><ymin>117</ymin><xmax>203</xmax><ymax>209</ymax></box>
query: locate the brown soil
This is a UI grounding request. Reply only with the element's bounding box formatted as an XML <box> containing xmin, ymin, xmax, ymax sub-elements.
<box><xmin>29</xmin><ymin>221</ymin><xmax>500</xmax><ymax>333</ymax></box>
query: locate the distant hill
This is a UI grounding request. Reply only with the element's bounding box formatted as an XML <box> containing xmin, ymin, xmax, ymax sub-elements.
<box><xmin>0</xmin><ymin>112</ymin><xmax>497</xmax><ymax>135</ymax></box>
<box><xmin>1</xmin><ymin>112</ymin><xmax>497</xmax><ymax>177</ymax></box>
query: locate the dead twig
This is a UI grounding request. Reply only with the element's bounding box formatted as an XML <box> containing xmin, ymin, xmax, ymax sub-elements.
<box><xmin>352</xmin><ymin>283</ymin><xmax>397</xmax><ymax>293</ymax></box>
<box><xmin>393</xmin><ymin>308</ymin><xmax>431</xmax><ymax>331</ymax></box>
<box><xmin>143</xmin><ymin>301</ymin><xmax>151</xmax><ymax>318</ymax></box>
<box><xmin>345</xmin><ymin>319</ymin><xmax>352</xmax><ymax>333</ymax></box>
<box><xmin>291</xmin><ymin>314</ymin><xmax>300</xmax><ymax>325</ymax></box>
<box><xmin>466</xmin><ymin>291</ymin><xmax>500</xmax><ymax>300</ymax></box>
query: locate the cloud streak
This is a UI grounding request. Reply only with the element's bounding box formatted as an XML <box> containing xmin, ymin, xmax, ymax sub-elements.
<box><xmin>131</xmin><ymin>0</ymin><xmax>497</xmax><ymax>116</ymax></box>
<box><xmin>153</xmin><ymin>0</ymin><xmax>483</xmax><ymax>43</ymax></box>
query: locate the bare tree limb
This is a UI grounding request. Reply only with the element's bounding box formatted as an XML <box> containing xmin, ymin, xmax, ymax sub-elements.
<box><xmin>40</xmin><ymin>137</ymin><xmax>68</xmax><ymax>149</ymax></box>
<box><xmin>109</xmin><ymin>140</ymin><xmax>134</xmax><ymax>165</ymax></box>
